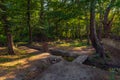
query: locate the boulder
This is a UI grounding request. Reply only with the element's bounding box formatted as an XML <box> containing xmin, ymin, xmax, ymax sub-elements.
<box><xmin>35</xmin><ymin>61</ymin><xmax>119</xmax><ymax>80</ymax></box>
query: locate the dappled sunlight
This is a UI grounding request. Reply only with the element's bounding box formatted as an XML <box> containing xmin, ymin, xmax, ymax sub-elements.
<box><xmin>0</xmin><ymin>55</ymin><xmax>20</xmax><ymax>59</ymax></box>
<box><xmin>0</xmin><ymin>53</ymin><xmax>50</xmax><ymax>67</ymax></box>
<box><xmin>0</xmin><ymin>46</ymin><xmax>43</xmax><ymax>63</ymax></box>
<box><xmin>71</xmin><ymin>46</ymin><xmax>87</xmax><ymax>51</ymax></box>
<box><xmin>0</xmin><ymin>74</ymin><xmax>15</xmax><ymax>80</ymax></box>
<box><xmin>0</xmin><ymin>52</ymin><xmax>51</xmax><ymax>80</ymax></box>
<box><xmin>70</xmin><ymin>46</ymin><xmax>95</xmax><ymax>55</ymax></box>
<box><xmin>59</xmin><ymin>43</ymin><xmax>71</xmax><ymax>47</ymax></box>
<box><xmin>18</xmin><ymin>46</ymin><xmax>39</xmax><ymax>53</ymax></box>
<box><xmin>0</xmin><ymin>47</ymin><xmax>7</xmax><ymax>55</ymax></box>
<box><xmin>48</xmin><ymin>40</ymin><xmax>89</xmax><ymax>51</ymax></box>
<box><xmin>0</xmin><ymin>0</ymin><xmax>119</xmax><ymax>79</ymax></box>
<box><xmin>49</xmin><ymin>41</ymin><xmax>94</xmax><ymax>55</ymax></box>
<box><xmin>0</xmin><ymin>47</ymin><xmax>6</xmax><ymax>50</ymax></box>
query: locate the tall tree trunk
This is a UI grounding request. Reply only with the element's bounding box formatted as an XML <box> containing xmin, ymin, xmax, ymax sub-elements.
<box><xmin>0</xmin><ymin>0</ymin><xmax>15</xmax><ymax>55</ymax></box>
<box><xmin>98</xmin><ymin>26</ymin><xmax>102</xmax><ymax>41</ymax></box>
<box><xmin>27</xmin><ymin>0</ymin><xmax>32</xmax><ymax>44</ymax></box>
<box><xmin>6</xmin><ymin>31</ymin><xmax>15</xmax><ymax>55</ymax></box>
<box><xmin>89</xmin><ymin>0</ymin><xmax>105</xmax><ymax>58</ymax></box>
<box><xmin>40</xmin><ymin>0</ymin><xmax>44</xmax><ymax>25</ymax></box>
<box><xmin>103</xmin><ymin>0</ymin><xmax>115</xmax><ymax>38</ymax></box>
<box><xmin>39</xmin><ymin>0</ymin><xmax>45</xmax><ymax>41</ymax></box>
<box><xmin>98</xmin><ymin>13</ymin><xmax>103</xmax><ymax>41</ymax></box>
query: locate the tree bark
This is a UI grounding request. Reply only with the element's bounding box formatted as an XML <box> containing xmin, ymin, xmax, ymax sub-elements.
<box><xmin>98</xmin><ymin>11</ymin><xmax>103</xmax><ymax>41</ymax></box>
<box><xmin>89</xmin><ymin>0</ymin><xmax>105</xmax><ymax>58</ymax></box>
<box><xmin>27</xmin><ymin>0</ymin><xmax>32</xmax><ymax>44</ymax></box>
<box><xmin>6</xmin><ymin>32</ymin><xmax>15</xmax><ymax>55</ymax></box>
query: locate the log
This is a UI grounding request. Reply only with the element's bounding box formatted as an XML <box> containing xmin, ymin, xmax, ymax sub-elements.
<box><xmin>49</xmin><ymin>49</ymin><xmax>79</xmax><ymax>58</ymax></box>
<box><xmin>72</xmin><ymin>55</ymin><xmax>88</xmax><ymax>64</ymax></box>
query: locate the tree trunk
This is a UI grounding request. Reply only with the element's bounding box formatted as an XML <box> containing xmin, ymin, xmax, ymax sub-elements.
<box><xmin>40</xmin><ymin>0</ymin><xmax>44</xmax><ymax>25</ymax></box>
<box><xmin>103</xmin><ymin>0</ymin><xmax>115</xmax><ymax>38</ymax></box>
<box><xmin>98</xmin><ymin>26</ymin><xmax>102</xmax><ymax>41</ymax></box>
<box><xmin>89</xmin><ymin>0</ymin><xmax>105</xmax><ymax>58</ymax></box>
<box><xmin>27</xmin><ymin>0</ymin><xmax>32</xmax><ymax>44</ymax></box>
<box><xmin>6</xmin><ymin>32</ymin><xmax>15</xmax><ymax>55</ymax></box>
<box><xmin>98</xmin><ymin>13</ymin><xmax>103</xmax><ymax>41</ymax></box>
<box><xmin>4</xmin><ymin>25</ymin><xmax>15</xmax><ymax>55</ymax></box>
<box><xmin>0</xmin><ymin>0</ymin><xmax>15</xmax><ymax>55</ymax></box>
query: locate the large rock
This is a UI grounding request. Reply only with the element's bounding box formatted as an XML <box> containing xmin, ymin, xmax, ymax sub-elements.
<box><xmin>35</xmin><ymin>61</ymin><xmax>119</xmax><ymax>80</ymax></box>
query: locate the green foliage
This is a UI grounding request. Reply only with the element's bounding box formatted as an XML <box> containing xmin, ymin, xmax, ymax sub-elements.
<box><xmin>69</xmin><ymin>40</ymin><xmax>88</xmax><ymax>47</ymax></box>
<box><xmin>0</xmin><ymin>35</ymin><xmax>6</xmax><ymax>45</ymax></box>
<box><xmin>0</xmin><ymin>0</ymin><xmax>119</xmax><ymax>45</ymax></box>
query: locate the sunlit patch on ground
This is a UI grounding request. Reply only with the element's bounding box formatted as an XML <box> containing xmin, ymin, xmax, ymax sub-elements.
<box><xmin>0</xmin><ymin>53</ymin><xmax>50</xmax><ymax>67</ymax></box>
<box><xmin>0</xmin><ymin>52</ymin><xmax>51</xmax><ymax>80</ymax></box>
<box><xmin>18</xmin><ymin>46</ymin><xmax>39</xmax><ymax>53</ymax></box>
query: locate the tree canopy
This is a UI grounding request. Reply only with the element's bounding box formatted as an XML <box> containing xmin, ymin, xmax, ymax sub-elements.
<box><xmin>0</xmin><ymin>0</ymin><xmax>120</xmax><ymax>54</ymax></box>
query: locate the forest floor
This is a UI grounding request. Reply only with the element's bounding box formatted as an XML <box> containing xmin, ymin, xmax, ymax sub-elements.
<box><xmin>0</xmin><ymin>40</ymin><xmax>95</xmax><ymax>80</ymax></box>
<box><xmin>0</xmin><ymin>40</ymin><xmax>119</xmax><ymax>80</ymax></box>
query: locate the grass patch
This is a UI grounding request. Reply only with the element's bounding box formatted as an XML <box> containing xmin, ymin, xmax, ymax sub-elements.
<box><xmin>53</xmin><ymin>40</ymin><xmax>89</xmax><ymax>47</ymax></box>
